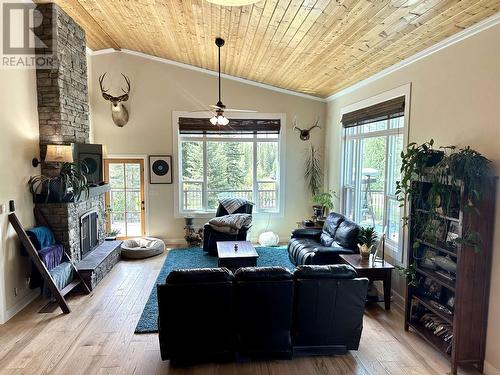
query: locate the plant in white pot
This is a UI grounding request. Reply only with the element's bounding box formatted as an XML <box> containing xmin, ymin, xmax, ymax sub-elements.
<box><xmin>358</xmin><ymin>227</ymin><xmax>378</xmax><ymax>260</ymax></box>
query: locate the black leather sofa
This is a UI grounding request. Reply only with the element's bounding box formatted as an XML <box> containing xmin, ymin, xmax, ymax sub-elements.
<box><xmin>157</xmin><ymin>268</ymin><xmax>235</xmax><ymax>364</ymax></box>
<box><xmin>288</xmin><ymin>212</ymin><xmax>361</xmax><ymax>265</ymax></box>
<box><xmin>293</xmin><ymin>265</ymin><xmax>369</xmax><ymax>354</ymax></box>
<box><xmin>157</xmin><ymin>265</ymin><xmax>368</xmax><ymax>363</ymax></box>
<box><xmin>203</xmin><ymin>202</ymin><xmax>253</xmax><ymax>255</ymax></box>
<box><xmin>234</xmin><ymin>267</ymin><xmax>294</xmax><ymax>358</ymax></box>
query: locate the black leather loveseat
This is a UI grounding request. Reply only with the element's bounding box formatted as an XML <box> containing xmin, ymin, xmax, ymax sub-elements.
<box><xmin>288</xmin><ymin>212</ymin><xmax>361</xmax><ymax>265</ymax></box>
<box><xmin>157</xmin><ymin>265</ymin><xmax>368</xmax><ymax>364</ymax></box>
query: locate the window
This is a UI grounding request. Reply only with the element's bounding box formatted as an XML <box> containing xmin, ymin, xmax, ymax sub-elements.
<box><xmin>104</xmin><ymin>159</ymin><xmax>145</xmax><ymax>238</ymax></box>
<box><xmin>341</xmin><ymin>95</ymin><xmax>406</xmax><ymax>259</ymax></box>
<box><xmin>175</xmin><ymin>114</ymin><xmax>284</xmax><ymax>214</ymax></box>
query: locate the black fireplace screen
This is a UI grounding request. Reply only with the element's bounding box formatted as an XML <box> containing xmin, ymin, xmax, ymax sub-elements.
<box><xmin>80</xmin><ymin>210</ymin><xmax>98</xmax><ymax>258</ymax></box>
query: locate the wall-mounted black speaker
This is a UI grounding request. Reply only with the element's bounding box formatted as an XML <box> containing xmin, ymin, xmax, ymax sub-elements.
<box><xmin>73</xmin><ymin>143</ymin><xmax>103</xmax><ymax>186</ymax></box>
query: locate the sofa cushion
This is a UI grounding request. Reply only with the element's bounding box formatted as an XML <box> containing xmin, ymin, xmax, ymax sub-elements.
<box><xmin>166</xmin><ymin>267</ymin><xmax>233</xmax><ymax>284</ymax></box>
<box><xmin>294</xmin><ymin>264</ymin><xmax>358</xmax><ymax>280</ymax></box>
<box><xmin>334</xmin><ymin>220</ymin><xmax>360</xmax><ymax>249</ymax></box>
<box><xmin>323</xmin><ymin>213</ymin><xmax>345</xmax><ymax>237</ymax></box>
<box><xmin>235</xmin><ymin>266</ymin><xmax>292</xmax><ymax>281</ymax></box>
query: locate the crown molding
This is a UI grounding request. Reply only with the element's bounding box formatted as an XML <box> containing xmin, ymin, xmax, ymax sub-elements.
<box><xmin>326</xmin><ymin>12</ymin><xmax>500</xmax><ymax>101</ymax></box>
<box><xmin>85</xmin><ymin>47</ymin><xmax>326</xmax><ymax>102</ymax></box>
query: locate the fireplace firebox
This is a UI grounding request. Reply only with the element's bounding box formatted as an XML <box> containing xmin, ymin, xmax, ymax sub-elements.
<box><xmin>80</xmin><ymin>210</ymin><xmax>99</xmax><ymax>258</ymax></box>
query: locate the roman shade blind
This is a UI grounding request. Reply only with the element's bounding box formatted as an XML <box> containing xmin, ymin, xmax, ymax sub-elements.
<box><xmin>178</xmin><ymin>117</ymin><xmax>281</xmax><ymax>134</ymax></box>
<box><xmin>341</xmin><ymin>96</ymin><xmax>405</xmax><ymax>128</ymax></box>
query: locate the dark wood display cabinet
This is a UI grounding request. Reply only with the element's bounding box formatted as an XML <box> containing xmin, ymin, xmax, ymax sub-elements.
<box><xmin>404</xmin><ymin>176</ymin><xmax>497</xmax><ymax>374</ymax></box>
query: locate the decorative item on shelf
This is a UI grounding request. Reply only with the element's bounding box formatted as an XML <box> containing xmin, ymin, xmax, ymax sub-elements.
<box><xmin>258</xmin><ymin>231</ymin><xmax>279</xmax><ymax>247</ymax></box>
<box><xmin>358</xmin><ymin>226</ymin><xmax>377</xmax><ymax>260</ymax></box>
<box><xmin>104</xmin><ymin>229</ymin><xmax>120</xmax><ymax>241</ymax></box>
<box><xmin>98</xmin><ymin>73</ymin><xmax>131</xmax><ymax>127</ymax></box>
<box><xmin>431</xmin><ymin>255</ymin><xmax>457</xmax><ymax>274</ymax></box>
<box><xmin>32</xmin><ymin>144</ymin><xmax>74</xmax><ymax>167</ymax></box>
<box><xmin>371</xmin><ymin>227</ymin><xmax>386</xmax><ymax>265</ymax></box>
<box><xmin>420</xmin><ymin>248</ymin><xmax>438</xmax><ymax>270</ymax></box>
<box><xmin>311</xmin><ymin>190</ymin><xmax>338</xmax><ymax>222</ymax></box>
<box><xmin>28</xmin><ymin>161</ymin><xmax>90</xmax><ymax>203</ymax></box>
<box><xmin>184</xmin><ymin>217</ymin><xmax>203</xmax><ymax>247</ymax></box>
<box><xmin>149</xmin><ymin>155</ymin><xmax>172</xmax><ymax>184</ymax></box>
<box><xmin>446</xmin><ymin>222</ymin><xmax>460</xmax><ymax>248</ymax></box>
<box><xmin>234</xmin><ymin>243</ymin><xmax>238</xmax><ymax>252</ymax></box>
<box><xmin>293</xmin><ymin>116</ymin><xmax>321</xmax><ymax>141</ymax></box>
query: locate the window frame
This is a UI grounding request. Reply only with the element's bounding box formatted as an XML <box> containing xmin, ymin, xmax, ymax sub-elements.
<box><xmin>172</xmin><ymin>111</ymin><xmax>286</xmax><ymax>218</ymax></box>
<box><xmin>339</xmin><ymin>84</ymin><xmax>411</xmax><ymax>264</ymax></box>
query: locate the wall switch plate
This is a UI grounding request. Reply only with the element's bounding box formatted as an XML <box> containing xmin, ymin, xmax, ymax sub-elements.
<box><xmin>0</xmin><ymin>204</ymin><xmax>5</xmax><ymax>214</ymax></box>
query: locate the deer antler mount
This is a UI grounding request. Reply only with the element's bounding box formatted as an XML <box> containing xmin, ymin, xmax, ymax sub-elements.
<box><xmin>99</xmin><ymin>73</ymin><xmax>131</xmax><ymax>127</ymax></box>
<box><xmin>293</xmin><ymin>117</ymin><xmax>321</xmax><ymax>141</ymax></box>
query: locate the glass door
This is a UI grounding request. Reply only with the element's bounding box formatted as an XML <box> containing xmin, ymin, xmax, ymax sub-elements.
<box><xmin>104</xmin><ymin>159</ymin><xmax>145</xmax><ymax>238</ymax></box>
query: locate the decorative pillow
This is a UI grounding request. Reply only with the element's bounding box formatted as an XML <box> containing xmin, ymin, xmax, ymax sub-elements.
<box><xmin>218</xmin><ymin>197</ymin><xmax>254</xmax><ymax>214</ymax></box>
<box><xmin>209</xmin><ymin>214</ymin><xmax>252</xmax><ymax>234</ymax></box>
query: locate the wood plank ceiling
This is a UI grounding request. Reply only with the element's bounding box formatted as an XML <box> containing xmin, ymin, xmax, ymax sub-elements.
<box><xmin>39</xmin><ymin>0</ymin><xmax>499</xmax><ymax>98</ymax></box>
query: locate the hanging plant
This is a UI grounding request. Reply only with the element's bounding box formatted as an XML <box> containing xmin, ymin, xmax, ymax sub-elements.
<box><xmin>396</xmin><ymin>139</ymin><xmax>492</xmax><ymax>254</ymax></box>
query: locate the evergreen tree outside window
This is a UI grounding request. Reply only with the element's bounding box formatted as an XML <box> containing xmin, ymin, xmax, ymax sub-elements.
<box><xmin>175</xmin><ymin>114</ymin><xmax>283</xmax><ymax>214</ymax></box>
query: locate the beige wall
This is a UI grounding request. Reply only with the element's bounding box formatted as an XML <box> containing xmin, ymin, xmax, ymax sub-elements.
<box><xmin>89</xmin><ymin>52</ymin><xmax>326</xmax><ymax>242</ymax></box>
<box><xmin>325</xmin><ymin>24</ymin><xmax>500</xmax><ymax>373</ymax></box>
<box><xmin>0</xmin><ymin>68</ymin><xmax>40</xmax><ymax>323</ymax></box>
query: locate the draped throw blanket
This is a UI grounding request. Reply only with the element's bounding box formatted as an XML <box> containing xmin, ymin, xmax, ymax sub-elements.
<box><xmin>209</xmin><ymin>214</ymin><xmax>252</xmax><ymax>235</ymax></box>
<box><xmin>219</xmin><ymin>197</ymin><xmax>254</xmax><ymax>214</ymax></box>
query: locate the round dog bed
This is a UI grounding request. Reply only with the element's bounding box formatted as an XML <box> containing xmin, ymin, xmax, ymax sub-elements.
<box><xmin>121</xmin><ymin>237</ymin><xmax>165</xmax><ymax>259</ymax></box>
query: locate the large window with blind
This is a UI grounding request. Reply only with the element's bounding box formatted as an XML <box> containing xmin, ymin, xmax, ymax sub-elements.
<box><xmin>175</xmin><ymin>115</ymin><xmax>284</xmax><ymax>214</ymax></box>
<box><xmin>341</xmin><ymin>96</ymin><xmax>406</xmax><ymax>259</ymax></box>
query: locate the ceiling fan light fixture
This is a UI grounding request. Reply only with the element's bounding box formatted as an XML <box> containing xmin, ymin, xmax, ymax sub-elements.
<box><xmin>206</xmin><ymin>0</ymin><xmax>260</xmax><ymax>6</ymax></box>
<box><xmin>210</xmin><ymin>115</ymin><xmax>229</xmax><ymax>126</ymax></box>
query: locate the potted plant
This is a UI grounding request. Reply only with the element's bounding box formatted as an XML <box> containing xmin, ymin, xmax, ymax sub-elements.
<box><xmin>28</xmin><ymin>162</ymin><xmax>90</xmax><ymax>203</ymax></box>
<box><xmin>312</xmin><ymin>190</ymin><xmax>338</xmax><ymax>220</ymax></box>
<box><xmin>358</xmin><ymin>227</ymin><xmax>378</xmax><ymax>260</ymax></box>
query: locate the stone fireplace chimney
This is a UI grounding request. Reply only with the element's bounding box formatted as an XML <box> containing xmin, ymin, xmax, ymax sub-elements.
<box><xmin>33</xmin><ymin>3</ymin><xmax>107</xmax><ymax>265</ymax></box>
<box><xmin>34</xmin><ymin>3</ymin><xmax>89</xmax><ymax>176</ymax></box>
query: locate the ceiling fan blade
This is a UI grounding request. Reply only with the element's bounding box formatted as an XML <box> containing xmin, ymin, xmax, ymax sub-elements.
<box><xmin>209</xmin><ymin>104</ymin><xmax>224</xmax><ymax>110</ymax></box>
<box><xmin>224</xmin><ymin>108</ymin><xmax>258</xmax><ymax>113</ymax></box>
<box><xmin>190</xmin><ymin>109</ymin><xmax>216</xmax><ymax>113</ymax></box>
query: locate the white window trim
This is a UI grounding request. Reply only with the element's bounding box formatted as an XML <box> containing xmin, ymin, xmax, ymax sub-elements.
<box><xmin>172</xmin><ymin>111</ymin><xmax>286</xmax><ymax>219</ymax></box>
<box><xmin>339</xmin><ymin>83</ymin><xmax>411</xmax><ymax>264</ymax></box>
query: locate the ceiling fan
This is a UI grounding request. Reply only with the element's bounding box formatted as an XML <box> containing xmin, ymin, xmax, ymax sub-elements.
<box><xmin>204</xmin><ymin>37</ymin><xmax>256</xmax><ymax>125</ymax></box>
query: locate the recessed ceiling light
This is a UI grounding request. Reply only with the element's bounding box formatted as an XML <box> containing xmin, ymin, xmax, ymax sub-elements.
<box><xmin>206</xmin><ymin>0</ymin><xmax>260</xmax><ymax>6</ymax></box>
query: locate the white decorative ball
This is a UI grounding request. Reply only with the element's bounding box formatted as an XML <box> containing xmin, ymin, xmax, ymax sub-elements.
<box><xmin>258</xmin><ymin>231</ymin><xmax>279</xmax><ymax>247</ymax></box>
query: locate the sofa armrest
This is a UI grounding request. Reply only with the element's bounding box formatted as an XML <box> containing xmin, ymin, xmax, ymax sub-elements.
<box><xmin>291</xmin><ymin>228</ymin><xmax>322</xmax><ymax>241</ymax></box>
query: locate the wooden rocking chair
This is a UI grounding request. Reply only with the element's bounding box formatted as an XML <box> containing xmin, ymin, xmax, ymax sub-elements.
<box><xmin>8</xmin><ymin>210</ymin><xmax>90</xmax><ymax>314</ymax></box>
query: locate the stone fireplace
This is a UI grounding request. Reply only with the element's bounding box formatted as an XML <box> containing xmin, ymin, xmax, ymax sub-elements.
<box><xmin>35</xmin><ymin>193</ymin><xmax>106</xmax><ymax>262</ymax></box>
<box><xmin>33</xmin><ymin>3</ymin><xmax>120</xmax><ymax>290</ymax></box>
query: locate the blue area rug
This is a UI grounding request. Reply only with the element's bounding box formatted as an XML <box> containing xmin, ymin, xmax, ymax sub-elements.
<box><xmin>135</xmin><ymin>246</ymin><xmax>293</xmax><ymax>333</ymax></box>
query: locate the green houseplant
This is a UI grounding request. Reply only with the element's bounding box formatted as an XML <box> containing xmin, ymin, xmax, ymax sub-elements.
<box><xmin>358</xmin><ymin>226</ymin><xmax>378</xmax><ymax>259</ymax></box>
<box><xmin>312</xmin><ymin>190</ymin><xmax>338</xmax><ymax>218</ymax></box>
<box><xmin>28</xmin><ymin>162</ymin><xmax>90</xmax><ymax>203</ymax></box>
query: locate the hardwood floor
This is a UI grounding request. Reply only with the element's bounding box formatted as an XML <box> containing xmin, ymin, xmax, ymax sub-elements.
<box><xmin>0</xmin><ymin>249</ymin><xmax>479</xmax><ymax>375</ymax></box>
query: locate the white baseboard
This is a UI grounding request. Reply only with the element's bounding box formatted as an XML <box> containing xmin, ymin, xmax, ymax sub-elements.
<box><xmin>485</xmin><ymin>361</ymin><xmax>500</xmax><ymax>375</ymax></box>
<box><xmin>1</xmin><ymin>288</ymin><xmax>40</xmax><ymax>324</ymax></box>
